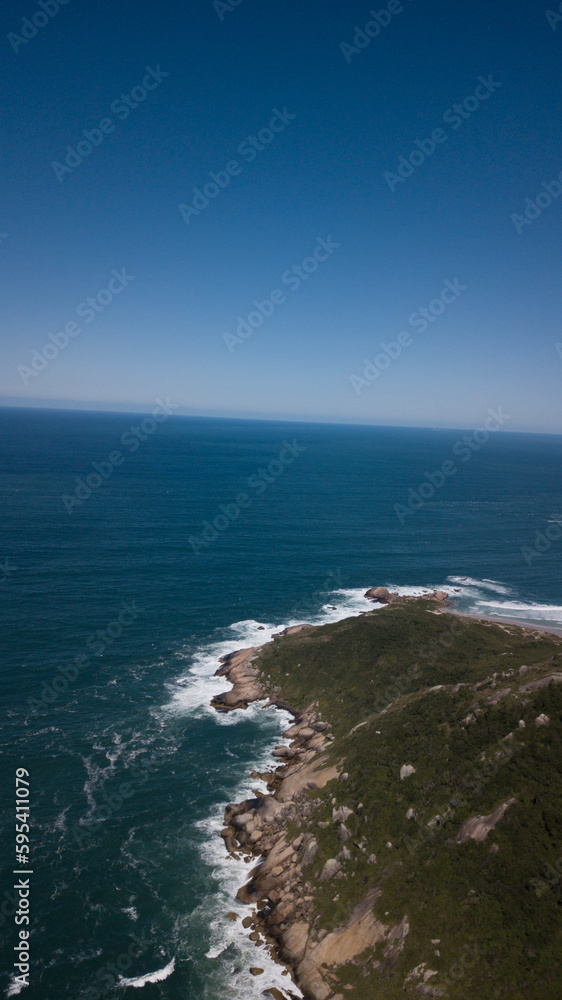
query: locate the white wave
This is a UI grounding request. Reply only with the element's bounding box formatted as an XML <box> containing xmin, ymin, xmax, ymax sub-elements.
<box><xmin>446</xmin><ymin>576</ymin><xmax>513</xmax><ymax>595</ymax></box>
<box><xmin>161</xmin><ymin>589</ymin><xmax>374</xmax><ymax>724</ymax></box>
<box><xmin>160</xmin><ymin>574</ymin><xmax>562</xmax><ymax>998</ymax></box>
<box><xmin>118</xmin><ymin>956</ymin><xmax>175</xmax><ymax>987</ymax></box>
<box><xmin>193</xmin><ymin>713</ymin><xmax>303</xmax><ymax>999</ymax></box>
<box><xmin>6</xmin><ymin>976</ymin><xmax>26</xmax><ymax>997</ymax></box>
<box><xmin>51</xmin><ymin>806</ymin><xmax>70</xmax><ymax>833</ymax></box>
<box><xmin>473</xmin><ymin>599</ymin><xmax>562</xmax><ymax>623</ymax></box>
<box><xmin>384</xmin><ymin>583</ymin><xmax>451</xmax><ymax>597</ymax></box>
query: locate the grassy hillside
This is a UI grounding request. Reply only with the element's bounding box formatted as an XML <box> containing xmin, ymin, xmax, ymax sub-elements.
<box><xmin>256</xmin><ymin>601</ymin><xmax>562</xmax><ymax>999</ymax></box>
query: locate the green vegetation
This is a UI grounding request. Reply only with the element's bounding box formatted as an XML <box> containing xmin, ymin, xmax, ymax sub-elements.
<box><xmin>257</xmin><ymin>601</ymin><xmax>562</xmax><ymax>998</ymax></box>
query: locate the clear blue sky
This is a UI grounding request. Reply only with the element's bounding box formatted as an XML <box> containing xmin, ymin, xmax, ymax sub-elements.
<box><xmin>1</xmin><ymin>0</ymin><xmax>561</xmax><ymax>432</ymax></box>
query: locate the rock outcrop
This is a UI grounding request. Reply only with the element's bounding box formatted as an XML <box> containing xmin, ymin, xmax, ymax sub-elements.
<box><xmin>456</xmin><ymin>798</ymin><xmax>517</xmax><ymax>844</ymax></box>
<box><xmin>364</xmin><ymin>587</ymin><xmax>449</xmax><ymax>606</ymax></box>
<box><xmin>211</xmin><ymin>645</ymin><xmax>266</xmax><ymax>711</ymax></box>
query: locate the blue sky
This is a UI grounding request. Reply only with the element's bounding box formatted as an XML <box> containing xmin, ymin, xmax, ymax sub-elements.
<box><xmin>1</xmin><ymin>0</ymin><xmax>561</xmax><ymax>432</ymax></box>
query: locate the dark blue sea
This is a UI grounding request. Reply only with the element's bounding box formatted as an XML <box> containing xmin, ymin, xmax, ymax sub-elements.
<box><xmin>1</xmin><ymin>407</ymin><xmax>562</xmax><ymax>1000</ymax></box>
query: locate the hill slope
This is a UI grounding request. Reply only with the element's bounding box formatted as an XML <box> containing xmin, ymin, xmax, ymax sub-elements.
<box><xmin>220</xmin><ymin>598</ymin><xmax>562</xmax><ymax>999</ymax></box>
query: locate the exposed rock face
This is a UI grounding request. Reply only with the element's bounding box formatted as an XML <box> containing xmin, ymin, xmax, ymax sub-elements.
<box><xmin>456</xmin><ymin>798</ymin><xmax>517</xmax><ymax>844</ymax></box>
<box><xmin>214</xmin><ymin>689</ymin><xmax>409</xmax><ymax>997</ymax></box>
<box><xmin>211</xmin><ymin>646</ymin><xmax>265</xmax><ymax>711</ymax></box>
<box><xmin>520</xmin><ymin>674</ymin><xmax>562</xmax><ymax>692</ymax></box>
<box><xmin>296</xmin><ymin>889</ymin><xmax>408</xmax><ymax>1000</ymax></box>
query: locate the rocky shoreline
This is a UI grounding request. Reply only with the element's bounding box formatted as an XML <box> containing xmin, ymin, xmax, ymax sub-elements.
<box><xmin>210</xmin><ymin>591</ymin><xmax>450</xmax><ymax>999</ymax></box>
<box><xmin>212</xmin><ymin>627</ymin><xmax>340</xmax><ymax>998</ymax></box>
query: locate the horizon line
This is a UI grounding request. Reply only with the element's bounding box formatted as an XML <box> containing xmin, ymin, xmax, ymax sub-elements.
<box><xmin>0</xmin><ymin>399</ymin><xmax>561</xmax><ymax>438</ymax></box>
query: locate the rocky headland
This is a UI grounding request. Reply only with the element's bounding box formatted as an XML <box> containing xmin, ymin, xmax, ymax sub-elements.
<box><xmin>210</xmin><ymin>591</ymin><xmax>562</xmax><ymax>999</ymax></box>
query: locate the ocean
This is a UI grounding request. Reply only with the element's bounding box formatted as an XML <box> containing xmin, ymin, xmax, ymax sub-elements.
<box><xmin>1</xmin><ymin>407</ymin><xmax>562</xmax><ymax>1000</ymax></box>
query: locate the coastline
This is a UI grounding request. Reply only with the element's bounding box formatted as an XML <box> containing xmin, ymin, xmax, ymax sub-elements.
<box><xmin>440</xmin><ymin>606</ymin><xmax>562</xmax><ymax>637</ymax></box>
<box><xmin>209</xmin><ymin>592</ymin><xmax>445</xmax><ymax>998</ymax></box>
<box><xmin>209</xmin><ymin>589</ymin><xmax>562</xmax><ymax>999</ymax></box>
<box><xmin>211</xmin><ymin>630</ymin><xmax>346</xmax><ymax>999</ymax></box>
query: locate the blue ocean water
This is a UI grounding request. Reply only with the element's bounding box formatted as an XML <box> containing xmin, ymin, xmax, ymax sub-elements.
<box><xmin>1</xmin><ymin>407</ymin><xmax>562</xmax><ymax>1000</ymax></box>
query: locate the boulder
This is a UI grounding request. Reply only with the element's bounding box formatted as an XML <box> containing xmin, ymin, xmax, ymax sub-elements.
<box><xmin>224</xmin><ymin>803</ymin><xmax>243</xmax><ymax>823</ymax></box>
<box><xmin>298</xmin><ymin>727</ymin><xmax>316</xmax><ymax>740</ymax></box>
<box><xmin>365</xmin><ymin>586</ymin><xmax>391</xmax><ymax>603</ymax></box>
<box><xmin>400</xmin><ymin>764</ymin><xmax>416</xmax><ymax>780</ymax></box>
<box><xmin>272</xmin><ymin>746</ymin><xmax>295</xmax><ymax>759</ymax></box>
<box><xmin>535</xmin><ymin>713</ymin><xmax>550</xmax><ymax>726</ymax></box>
<box><xmin>332</xmin><ymin>805</ymin><xmax>353</xmax><ymax>824</ymax></box>
<box><xmin>231</xmin><ymin>812</ymin><xmax>254</xmax><ymax>830</ymax></box>
<box><xmin>302</xmin><ymin>838</ymin><xmax>318</xmax><ymax>866</ymax></box>
<box><xmin>320</xmin><ymin>858</ymin><xmax>341</xmax><ymax>881</ymax></box>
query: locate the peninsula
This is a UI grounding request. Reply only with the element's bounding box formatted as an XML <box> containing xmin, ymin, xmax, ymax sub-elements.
<box><xmin>213</xmin><ymin>591</ymin><xmax>562</xmax><ymax>999</ymax></box>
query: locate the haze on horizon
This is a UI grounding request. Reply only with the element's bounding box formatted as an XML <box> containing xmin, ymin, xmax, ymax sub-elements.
<box><xmin>1</xmin><ymin>0</ymin><xmax>561</xmax><ymax>434</ymax></box>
